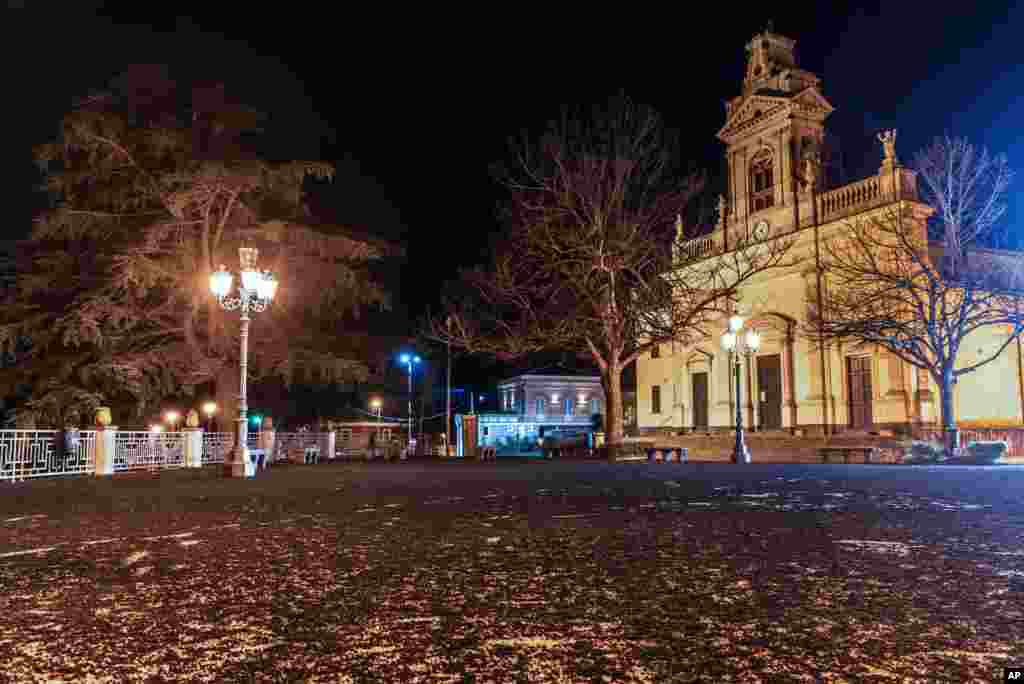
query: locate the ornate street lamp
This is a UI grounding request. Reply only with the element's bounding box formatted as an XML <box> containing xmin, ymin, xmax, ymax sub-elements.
<box><xmin>210</xmin><ymin>247</ymin><xmax>279</xmax><ymax>478</ymax></box>
<box><xmin>398</xmin><ymin>353</ymin><xmax>420</xmax><ymax>456</ymax></box>
<box><xmin>202</xmin><ymin>401</ymin><xmax>217</xmax><ymax>430</ymax></box>
<box><xmin>721</xmin><ymin>312</ymin><xmax>761</xmax><ymax>464</ymax></box>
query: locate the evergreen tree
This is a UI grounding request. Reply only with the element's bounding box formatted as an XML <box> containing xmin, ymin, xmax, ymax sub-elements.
<box><xmin>0</xmin><ymin>65</ymin><xmax>392</xmax><ymax>427</ymax></box>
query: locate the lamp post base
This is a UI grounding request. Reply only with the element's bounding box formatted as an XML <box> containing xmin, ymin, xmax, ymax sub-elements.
<box><xmin>732</xmin><ymin>433</ymin><xmax>752</xmax><ymax>464</ymax></box>
<box><xmin>224</xmin><ymin>446</ymin><xmax>256</xmax><ymax>478</ymax></box>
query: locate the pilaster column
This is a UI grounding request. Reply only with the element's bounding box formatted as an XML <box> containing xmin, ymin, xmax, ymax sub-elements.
<box><xmin>318</xmin><ymin>431</ymin><xmax>336</xmax><ymax>462</ymax></box>
<box><xmin>183</xmin><ymin>427</ymin><xmax>203</xmax><ymax>468</ymax></box>
<box><xmin>258</xmin><ymin>426</ymin><xmax>276</xmax><ymax>464</ymax></box>
<box><xmin>783</xmin><ymin>329</ymin><xmax>798</xmax><ymax>429</ymax></box>
<box><xmin>94</xmin><ymin>426</ymin><xmax>117</xmax><ymax>476</ymax></box>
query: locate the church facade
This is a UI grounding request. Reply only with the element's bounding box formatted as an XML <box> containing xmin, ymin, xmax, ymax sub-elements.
<box><xmin>635</xmin><ymin>30</ymin><xmax>1024</xmax><ymax>436</ymax></box>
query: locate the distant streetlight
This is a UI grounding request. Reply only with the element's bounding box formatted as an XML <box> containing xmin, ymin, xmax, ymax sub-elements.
<box><xmin>210</xmin><ymin>247</ymin><xmax>278</xmax><ymax>477</ymax></box>
<box><xmin>720</xmin><ymin>312</ymin><xmax>761</xmax><ymax>464</ymax></box>
<box><xmin>164</xmin><ymin>410</ymin><xmax>180</xmax><ymax>431</ymax></box>
<box><xmin>370</xmin><ymin>397</ymin><xmax>383</xmax><ymax>440</ymax></box>
<box><xmin>399</xmin><ymin>354</ymin><xmax>420</xmax><ymax>454</ymax></box>
<box><xmin>202</xmin><ymin>402</ymin><xmax>217</xmax><ymax>430</ymax></box>
<box><xmin>150</xmin><ymin>424</ymin><xmax>163</xmax><ymax>433</ymax></box>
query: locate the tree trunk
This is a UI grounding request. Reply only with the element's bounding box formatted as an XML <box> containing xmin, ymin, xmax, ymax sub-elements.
<box><xmin>938</xmin><ymin>366</ymin><xmax>959</xmax><ymax>457</ymax></box>
<box><xmin>603</xmin><ymin>364</ymin><xmax>625</xmax><ymax>445</ymax></box>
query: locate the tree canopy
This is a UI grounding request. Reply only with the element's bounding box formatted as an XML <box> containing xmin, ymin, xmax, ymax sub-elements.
<box><xmin>0</xmin><ymin>65</ymin><xmax>393</xmax><ymax>427</ymax></box>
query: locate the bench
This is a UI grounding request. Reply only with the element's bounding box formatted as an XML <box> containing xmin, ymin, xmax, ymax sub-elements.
<box><xmin>287</xmin><ymin>446</ymin><xmax>319</xmax><ymax>465</ymax></box>
<box><xmin>541</xmin><ymin>444</ymin><xmax>587</xmax><ymax>459</ymax></box>
<box><xmin>644</xmin><ymin>446</ymin><xmax>689</xmax><ymax>463</ymax></box>
<box><xmin>818</xmin><ymin>446</ymin><xmax>879</xmax><ymax>464</ymax></box>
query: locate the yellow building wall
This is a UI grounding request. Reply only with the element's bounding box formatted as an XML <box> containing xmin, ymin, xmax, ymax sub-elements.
<box><xmin>635</xmin><ymin>203</ymin><xmax>1023</xmax><ymax>435</ymax></box>
<box><xmin>954</xmin><ymin>327</ymin><xmax>1023</xmax><ymax>424</ymax></box>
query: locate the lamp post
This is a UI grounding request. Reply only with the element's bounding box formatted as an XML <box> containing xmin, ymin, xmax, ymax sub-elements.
<box><xmin>399</xmin><ymin>354</ymin><xmax>420</xmax><ymax>455</ymax></box>
<box><xmin>370</xmin><ymin>397</ymin><xmax>382</xmax><ymax>434</ymax></box>
<box><xmin>164</xmin><ymin>410</ymin><xmax>180</xmax><ymax>432</ymax></box>
<box><xmin>210</xmin><ymin>247</ymin><xmax>279</xmax><ymax>478</ymax></box>
<box><xmin>202</xmin><ymin>402</ymin><xmax>217</xmax><ymax>431</ymax></box>
<box><xmin>445</xmin><ymin>316</ymin><xmax>453</xmax><ymax>458</ymax></box>
<box><xmin>721</xmin><ymin>312</ymin><xmax>761</xmax><ymax>464</ymax></box>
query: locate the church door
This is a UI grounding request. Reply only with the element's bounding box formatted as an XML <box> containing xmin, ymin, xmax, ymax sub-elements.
<box><xmin>846</xmin><ymin>356</ymin><xmax>874</xmax><ymax>430</ymax></box>
<box><xmin>691</xmin><ymin>372</ymin><xmax>709</xmax><ymax>430</ymax></box>
<box><xmin>756</xmin><ymin>354</ymin><xmax>783</xmax><ymax>430</ymax></box>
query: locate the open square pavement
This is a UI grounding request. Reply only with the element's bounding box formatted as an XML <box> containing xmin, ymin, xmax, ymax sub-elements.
<box><xmin>1</xmin><ymin>460</ymin><xmax>1023</xmax><ymax>683</ymax></box>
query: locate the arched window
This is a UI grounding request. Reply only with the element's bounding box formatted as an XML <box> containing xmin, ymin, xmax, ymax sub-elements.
<box><xmin>749</xmin><ymin>149</ymin><xmax>774</xmax><ymax>213</ymax></box>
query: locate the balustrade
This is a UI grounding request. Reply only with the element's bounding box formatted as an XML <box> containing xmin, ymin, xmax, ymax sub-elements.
<box><xmin>113</xmin><ymin>431</ymin><xmax>186</xmax><ymax>471</ymax></box>
<box><xmin>202</xmin><ymin>432</ymin><xmax>234</xmax><ymax>465</ymax></box>
<box><xmin>0</xmin><ymin>429</ymin><xmax>97</xmax><ymax>481</ymax></box>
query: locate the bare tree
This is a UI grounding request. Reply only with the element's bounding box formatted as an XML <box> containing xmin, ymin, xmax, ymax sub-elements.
<box><xmin>426</xmin><ymin>95</ymin><xmax>796</xmax><ymax>445</ymax></box>
<box><xmin>809</xmin><ymin>135</ymin><xmax>1019</xmax><ymax>454</ymax></box>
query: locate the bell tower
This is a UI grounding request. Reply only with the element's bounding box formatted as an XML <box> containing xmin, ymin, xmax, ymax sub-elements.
<box><xmin>717</xmin><ymin>28</ymin><xmax>834</xmax><ymax>245</ymax></box>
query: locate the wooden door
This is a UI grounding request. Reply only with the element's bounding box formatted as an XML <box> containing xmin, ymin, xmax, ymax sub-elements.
<box><xmin>756</xmin><ymin>354</ymin><xmax>783</xmax><ymax>430</ymax></box>
<box><xmin>691</xmin><ymin>372</ymin><xmax>709</xmax><ymax>430</ymax></box>
<box><xmin>847</xmin><ymin>356</ymin><xmax>874</xmax><ymax>429</ymax></box>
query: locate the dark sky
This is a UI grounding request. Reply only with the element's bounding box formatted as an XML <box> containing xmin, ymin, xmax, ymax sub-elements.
<box><xmin>7</xmin><ymin>1</ymin><xmax>1024</xmax><ymax>370</ymax></box>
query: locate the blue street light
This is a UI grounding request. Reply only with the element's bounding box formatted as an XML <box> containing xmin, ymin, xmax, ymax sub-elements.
<box><xmin>399</xmin><ymin>353</ymin><xmax>421</xmax><ymax>454</ymax></box>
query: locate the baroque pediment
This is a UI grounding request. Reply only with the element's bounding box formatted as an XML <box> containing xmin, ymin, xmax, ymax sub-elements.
<box><xmin>720</xmin><ymin>94</ymin><xmax>790</xmax><ymax>141</ymax></box>
<box><xmin>717</xmin><ymin>87</ymin><xmax>834</xmax><ymax>143</ymax></box>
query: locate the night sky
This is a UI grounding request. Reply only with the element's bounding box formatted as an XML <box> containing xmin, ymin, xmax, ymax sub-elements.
<box><xmin>7</xmin><ymin>1</ymin><xmax>1024</xmax><ymax>369</ymax></box>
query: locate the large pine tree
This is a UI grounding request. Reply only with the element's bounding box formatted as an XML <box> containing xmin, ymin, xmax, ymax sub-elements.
<box><xmin>0</xmin><ymin>65</ymin><xmax>393</xmax><ymax>427</ymax></box>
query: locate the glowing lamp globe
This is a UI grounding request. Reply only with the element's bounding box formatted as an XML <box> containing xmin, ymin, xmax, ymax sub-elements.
<box><xmin>210</xmin><ymin>266</ymin><xmax>233</xmax><ymax>298</ymax></box>
<box><xmin>729</xmin><ymin>314</ymin><xmax>744</xmax><ymax>333</ymax></box>
<box><xmin>721</xmin><ymin>331</ymin><xmax>737</xmax><ymax>351</ymax></box>
<box><xmin>256</xmin><ymin>271</ymin><xmax>278</xmax><ymax>301</ymax></box>
<box><xmin>241</xmin><ymin>268</ymin><xmax>262</xmax><ymax>292</ymax></box>
<box><xmin>400</xmin><ymin>354</ymin><xmax>410</xmax><ymax>364</ymax></box>
<box><xmin>745</xmin><ymin>329</ymin><xmax>762</xmax><ymax>352</ymax></box>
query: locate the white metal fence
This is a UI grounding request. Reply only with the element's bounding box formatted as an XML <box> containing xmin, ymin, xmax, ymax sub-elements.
<box><xmin>0</xmin><ymin>430</ymin><xmax>97</xmax><ymax>481</ymax></box>
<box><xmin>202</xmin><ymin>432</ymin><xmax>233</xmax><ymax>464</ymax></box>
<box><xmin>1</xmin><ymin>428</ymin><xmax>352</xmax><ymax>482</ymax></box>
<box><xmin>113</xmin><ymin>431</ymin><xmax>186</xmax><ymax>472</ymax></box>
<box><xmin>273</xmin><ymin>432</ymin><xmax>320</xmax><ymax>461</ymax></box>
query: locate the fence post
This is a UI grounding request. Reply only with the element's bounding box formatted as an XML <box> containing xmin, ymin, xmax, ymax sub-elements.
<box><xmin>258</xmin><ymin>418</ymin><xmax>276</xmax><ymax>465</ymax></box>
<box><xmin>94</xmin><ymin>426</ymin><xmax>117</xmax><ymax>476</ymax></box>
<box><xmin>183</xmin><ymin>427</ymin><xmax>203</xmax><ymax>468</ymax></box>
<box><xmin>318</xmin><ymin>431</ymin><xmax>336</xmax><ymax>462</ymax></box>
